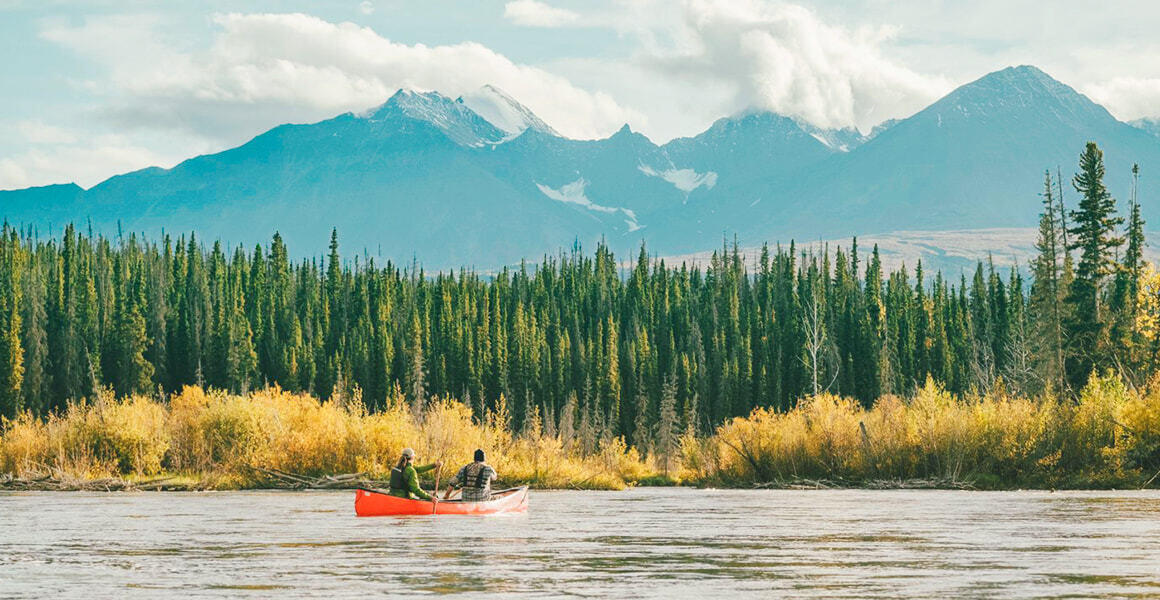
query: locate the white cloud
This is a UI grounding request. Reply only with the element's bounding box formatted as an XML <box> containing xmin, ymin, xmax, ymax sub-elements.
<box><xmin>641</xmin><ymin>0</ymin><xmax>951</xmax><ymax>131</ymax></box>
<box><xmin>41</xmin><ymin>12</ymin><xmax>638</xmax><ymax>144</ymax></box>
<box><xmin>19</xmin><ymin>0</ymin><xmax>1160</xmax><ymax>193</ymax></box>
<box><xmin>535</xmin><ymin>0</ymin><xmax>955</xmax><ymax>140</ymax></box>
<box><xmin>40</xmin><ymin>13</ymin><xmax>187</xmax><ymax>83</ymax></box>
<box><xmin>0</xmin><ymin>116</ymin><xmax>214</xmax><ymax>189</ymax></box>
<box><xmin>503</xmin><ymin>0</ymin><xmax>580</xmax><ymax>28</ymax></box>
<box><xmin>1084</xmin><ymin>77</ymin><xmax>1160</xmax><ymax>122</ymax></box>
<box><xmin>16</xmin><ymin>121</ymin><xmax>78</xmax><ymax>145</ymax></box>
<box><xmin>0</xmin><ymin>133</ymin><xmax>187</xmax><ymax>189</ymax></box>
<box><xmin>359</xmin><ymin>1</ymin><xmax>374</xmax><ymax>16</ymax></box>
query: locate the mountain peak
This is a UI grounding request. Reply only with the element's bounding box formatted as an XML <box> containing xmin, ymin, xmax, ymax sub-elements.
<box><xmin>917</xmin><ymin>64</ymin><xmax>1113</xmax><ymax>128</ymax></box>
<box><xmin>380</xmin><ymin>88</ymin><xmax>456</xmax><ymax>114</ymax></box>
<box><xmin>949</xmin><ymin>65</ymin><xmax>1083</xmax><ymax>105</ymax></box>
<box><xmin>1001</xmin><ymin>64</ymin><xmax>1049</xmax><ymax>77</ymax></box>
<box><xmin>360</xmin><ymin>88</ymin><xmax>445</xmax><ymax>118</ymax></box>
<box><xmin>608</xmin><ymin>123</ymin><xmax>656</xmax><ymax>146</ymax></box>
<box><xmin>690</xmin><ymin>110</ymin><xmax>823</xmax><ymax>147</ymax></box>
<box><xmin>979</xmin><ymin>65</ymin><xmax>1070</xmax><ymax>93</ymax></box>
<box><xmin>362</xmin><ymin>88</ymin><xmax>505</xmax><ymax>147</ymax></box>
<box><xmin>717</xmin><ymin>110</ymin><xmax>799</xmax><ymax>129</ymax></box>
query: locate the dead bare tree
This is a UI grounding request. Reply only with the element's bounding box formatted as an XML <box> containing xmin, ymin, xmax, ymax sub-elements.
<box><xmin>1003</xmin><ymin>311</ymin><xmax>1039</xmax><ymax>394</ymax></box>
<box><xmin>800</xmin><ymin>289</ymin><xmax>838</xmax><ymax>395</ymax></box>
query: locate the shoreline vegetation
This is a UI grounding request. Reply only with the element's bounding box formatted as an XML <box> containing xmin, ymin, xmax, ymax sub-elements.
<box><xmin>3</xmin><ymin>372</ymin><xmax>1159</xmax><ymax>492</ymax></box>
<box><xmin>2</xmin><ymin>142</ymin><xmax>1160</xmax><ymax>492</ymax></box>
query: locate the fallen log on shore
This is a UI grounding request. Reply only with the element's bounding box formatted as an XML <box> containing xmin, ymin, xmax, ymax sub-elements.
<box><xmin>0</xmin><ymin>472</ymin><xmax>198</xmax><ymax>491</ymax></box>
<box><xmin>243</xmin><ymin>466</ymin><xmax>390</xmax><ymax>490</ymax></box>
<box><xmin>751</xmin><ymin>477</ymin><xmax>975</xmax><ymax>490</ymax></box>
<box><xmin>1</xmin><ymin>468</ymin><xmax>389</xmax><ymax>491</ymax></box>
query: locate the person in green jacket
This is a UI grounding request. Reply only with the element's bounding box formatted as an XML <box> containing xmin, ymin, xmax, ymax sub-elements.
<box><xmin>388</xmin><ymin>448</ymin><xmax>442</xmax><ymax>500</ymax></box>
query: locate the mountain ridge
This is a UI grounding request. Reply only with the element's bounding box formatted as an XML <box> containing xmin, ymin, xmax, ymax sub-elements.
<box><xmin>2</xmin><ymin>66</ymin><xmax>1158</xmax><ymax>269</ymax></box>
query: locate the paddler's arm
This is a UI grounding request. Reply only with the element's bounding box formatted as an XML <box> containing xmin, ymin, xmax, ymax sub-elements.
<box><xmin>443</xmin><ymin>466</ymin><xmax>466</xmax><ymax>499</ymax></box>
<box><xmin>404</xmin><ymin>465</ymin><xmax>432</xmax><ymax>500</ymax></box>
<box><xmin>413</xmin><ymin>463</ymin><xmax>438</xmax><ymax>474</ymax></box>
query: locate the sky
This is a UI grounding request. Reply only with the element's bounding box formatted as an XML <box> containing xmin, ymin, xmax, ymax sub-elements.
<box><xmin>3</xmin><ymin>0</ymin><xmax>1160</xmax><ymax>190</ymax></box>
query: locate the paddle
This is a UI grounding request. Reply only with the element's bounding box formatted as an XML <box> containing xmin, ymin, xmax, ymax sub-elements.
<box><xmin>431</xmin><ymin>463</ymin><xmax>442</xmax><ymax>515</ymax></box>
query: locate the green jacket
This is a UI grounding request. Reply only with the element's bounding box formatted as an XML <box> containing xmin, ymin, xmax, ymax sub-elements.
<box><xmin>389</xmin><ymin>463</ymin><xmax>437</xmax><ymax>500</ymax></box>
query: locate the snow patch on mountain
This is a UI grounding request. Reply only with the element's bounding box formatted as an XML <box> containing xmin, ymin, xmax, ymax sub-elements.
<box><xmin>868</xmin><ymin>118</ymin><xmax>899</xmax><ymax>139</ymax></box>
<box><xmin>536</xmin><ymin>178</ymin><xmax>641</xmax><ymax>231</ymax></box>
<box><xmin>798</xmin><ymin>122</ymin><xmax>868</xmax><ymax>152</ymax></box>
<box><xmin>459</xmin><ymin>85</ymin><xmax>559</xmax><ymax>138</ymax></box>
<box><xmin>638</xmin><ymin>165</ymin><xmax>718</xmax><ymax>193</ymax></box>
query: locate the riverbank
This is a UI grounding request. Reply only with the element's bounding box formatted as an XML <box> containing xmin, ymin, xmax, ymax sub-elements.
<box><xmin>690</xmin><ymin>374</ymin><xmax>1160</xmax><ymax>490</ymax></box>
<box><xmin>0</xmin><ymin>386</ymin><xmax>657</xmax><ymax>491</ymax></box>
<box><xmin>0</xmin><ymin>474</ymin><xmax>973</xmax><ymax>492</ymax></box>
<box><xmin>4</xmin><ymin>375</ymin><xmax>1160</xmax><ymax>492</ymax></box>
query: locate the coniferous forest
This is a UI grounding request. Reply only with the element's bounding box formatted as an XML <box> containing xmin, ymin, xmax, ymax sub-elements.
<box><xmin>0</xmin><ymin>141</ymin><xmax>1154</xmax><ymax>451</ymax></box>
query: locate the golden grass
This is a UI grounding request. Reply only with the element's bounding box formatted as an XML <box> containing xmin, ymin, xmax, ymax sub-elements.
<box><xmin>0</xmin><ymin>386</ymin><xmax>656</xmax><ymax>490</ymax></box>
<box><xmin>702</xmin><ymin>373</ymin><xmax>1160</xmax><ymax>488</ymax></box>
<box><xmin>5</xmin><ymin>372</ymin><xmax>1160</xmax><ymax>490</ymax></box>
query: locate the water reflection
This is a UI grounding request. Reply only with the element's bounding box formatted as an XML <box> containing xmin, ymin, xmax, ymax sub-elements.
<box><xmin>1</xmin><ymin>488</ymin><xmax>1158</xmax><ymax>598</ymax></box>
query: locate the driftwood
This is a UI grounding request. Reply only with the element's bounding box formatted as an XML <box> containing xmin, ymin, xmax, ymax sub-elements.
<box><xmin>752</xmin><ymin>477</ymin><xmax>975</xmax><ymax>490</ymax></box>
<box><xmin>0</xmin><ymin>472</ymin><xmax>198</xmax><ymax>491</ymax></box>
<box><xmin>244</xmin><ymin>466</ymin><xmax>390</xmax><ymax>490</ymax></box>
<box><xmin>0</xmin><ymin>464</ymin><xmax>393</xmax><ymax>492</ymax></box>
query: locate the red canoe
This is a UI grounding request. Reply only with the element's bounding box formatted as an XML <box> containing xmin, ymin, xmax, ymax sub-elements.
<box><xmin>354</xmin><ymin>486</ymin><xmax>529</xmax><ymax>516</ymax></box>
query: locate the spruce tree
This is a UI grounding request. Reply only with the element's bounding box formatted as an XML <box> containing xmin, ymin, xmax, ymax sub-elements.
<box><xmin>655</xmin><ymin>375</ymin><xmax>679</xmax><ymax>477</ymax></box>
<box><xmin>20</xmin><ymin>247</ymin><xmax>48</xmax><ymax>414</ymax></box>
<box><xmin>0</xmin><ymin>228</ymin><xmax>24</xmax><ymax>417</ymax></box>
<box><xmin>1065</xmin><ymin>142</ymin><xmax>1124</xmax><ymax>387</ymax></box>
<box><xmin>109</xmin><ymin>255</ymin><xmax>153</xmax><ymax>396</ymax></box>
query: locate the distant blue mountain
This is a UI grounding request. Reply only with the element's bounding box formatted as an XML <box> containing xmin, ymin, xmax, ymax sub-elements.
<box><xmin>3</xmin><ymin>67</ymin><xmax>1159</xmax><ymax>268</ymax></box>
<box><xmin>0</xmin><ymin>183</ymin><xmax>83</xmax><ymax>235</ymax></box>
<box><xmin>746</xmin><ymin>65</ymin><xmax>1160</xmax><ymax>243</ymax></box>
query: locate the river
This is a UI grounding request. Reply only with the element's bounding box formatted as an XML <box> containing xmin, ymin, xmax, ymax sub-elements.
<box><xmin>2</xmin><ymin>488</ymin><xmax>1159</xmax><ymax>598</ymax></box>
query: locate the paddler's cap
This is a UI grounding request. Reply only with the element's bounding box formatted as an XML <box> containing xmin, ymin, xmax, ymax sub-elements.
<box><xmin>401</xmin><ymin>448</ymin><xmax>415</xmax><ymax>459</ymax></box>
<box><xmin>474</xmin><ymin>448</ymin><xmax>485</xmax><ymax>462</ymax></box>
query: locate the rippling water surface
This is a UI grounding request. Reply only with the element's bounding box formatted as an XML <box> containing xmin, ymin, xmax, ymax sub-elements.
<box><xmin>2</xmin><ymin>488</ymin><xmax>1160</xmax><ymax>598</ymax></box>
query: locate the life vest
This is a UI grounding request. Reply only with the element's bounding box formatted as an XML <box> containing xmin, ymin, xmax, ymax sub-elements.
<box><xmin>465</xmin><ymin>463</ymin><xmax>491</xmax><ymax>491</ymax></box>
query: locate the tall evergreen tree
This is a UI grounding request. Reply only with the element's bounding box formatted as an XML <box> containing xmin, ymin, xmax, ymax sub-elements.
<box><xmin>1065</xmin><ymin>142</ymin><xmax>1124</xmax><ymax>387</ymax></box>
<box><xmin>20</xmin><ymin>244</ymin><xmax>48</xmax><ymax>414</ymax></box>
<box><xmin>108</xmin><ymin>253</ymin><xmax>153</xmax><ymax>396</ymax></box>
<box><xmin>0</xmin><ymin>228</ymin><xmax>24</xmax><ymax>417</ymax></box>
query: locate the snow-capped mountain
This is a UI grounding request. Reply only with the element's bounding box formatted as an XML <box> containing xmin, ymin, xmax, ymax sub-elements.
<box><xmin>2</xmin><ymin>65</ymin><xmax>1159</xmax><ymax>269</ymax></box>
<box><xmin>796</xmin><ymin>122</ymin><xmax>869</xmax><ymax>152</ymax></box>
<box><xmin>360</xmin><ymin>88</ymin><xmax>506</xmax><ymax>147</ymax></box>
<box><xmin>457</xmin><ymin>85</ymin><xmax>559</xmax><ymax>138</ymax></box>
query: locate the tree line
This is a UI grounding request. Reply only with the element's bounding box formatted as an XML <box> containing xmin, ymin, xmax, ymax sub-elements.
<box><xmin>0</xmin><ymin>142</ymin><xmax>1151</xmax><ymax>450</ymax></box>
